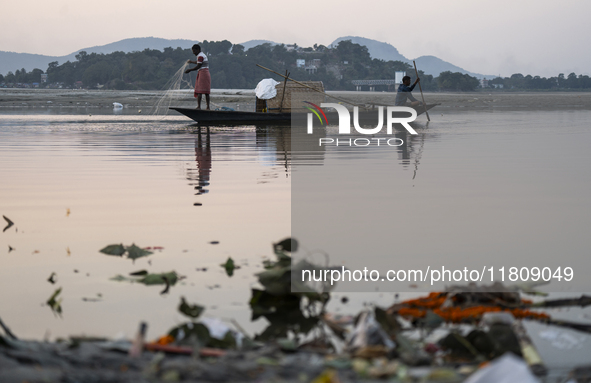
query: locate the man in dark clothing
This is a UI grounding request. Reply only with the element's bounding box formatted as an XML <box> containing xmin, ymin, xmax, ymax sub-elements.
<box><xmin>395</xmin><ymin>75</ymin><xmax>421</xmax><ymax>106</ymax></box>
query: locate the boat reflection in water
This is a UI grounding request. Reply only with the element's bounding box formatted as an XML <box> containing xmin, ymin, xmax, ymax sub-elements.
<box><xmin>181</xmin><ymin>120</ymin><xmax>434</xmax><ymax>205</ymax></box>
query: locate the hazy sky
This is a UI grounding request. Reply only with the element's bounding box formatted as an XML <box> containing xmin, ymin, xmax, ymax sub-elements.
<box><xmin>2</xmin><ymin>0</ymin><xmax>589</xmax><ymax>77</ymax></box>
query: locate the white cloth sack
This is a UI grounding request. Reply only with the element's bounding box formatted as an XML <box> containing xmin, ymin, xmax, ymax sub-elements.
<box><xmin>255</xmin><ymin>79</ymin><xmax>280</xmax><ymax>100</ymax></box>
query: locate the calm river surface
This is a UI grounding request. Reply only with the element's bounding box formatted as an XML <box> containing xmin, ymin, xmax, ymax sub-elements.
<box><xmin>1</xmin><ymin>106</ymin><xmax>591</xmax><ymax>373</ymax></box>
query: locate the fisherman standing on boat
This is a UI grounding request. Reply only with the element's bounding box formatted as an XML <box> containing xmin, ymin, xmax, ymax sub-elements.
<box><xmin>185</xmin><ymin>44</ymin><xmax>211</xmax><ymax>110</ymax></box>
<box><xmin>395</xmin><ymin>75</ymin><xmax>421</xmax><ymax>107</ymax></box>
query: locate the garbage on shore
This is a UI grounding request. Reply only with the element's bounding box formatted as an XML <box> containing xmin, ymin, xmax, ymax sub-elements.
<box><xmin>2</xmin><ymin>238</ymin><xmax>591</xmax><ymax>382</ymax></box>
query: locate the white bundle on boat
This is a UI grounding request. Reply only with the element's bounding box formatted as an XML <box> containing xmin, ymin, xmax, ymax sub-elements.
<box><xmin>255</xmin><ymin>79</ymin><xmax>280</xmax><ymax>100</ymax></box>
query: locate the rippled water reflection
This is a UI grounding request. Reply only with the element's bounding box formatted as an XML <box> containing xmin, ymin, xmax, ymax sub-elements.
<box><xmin>1</xmin><ymin>110</ymin><xmax>591</xmax><ymax>373</ymax></box>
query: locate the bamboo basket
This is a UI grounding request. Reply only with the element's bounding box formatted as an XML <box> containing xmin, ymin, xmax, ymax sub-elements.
<box><xmin>265</xmin><ymin>81</ymin><xmax>325</xmax><ymax>113</ymax></box>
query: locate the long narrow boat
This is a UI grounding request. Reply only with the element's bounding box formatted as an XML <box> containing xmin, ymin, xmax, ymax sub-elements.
<box><xmin>170</xmin><ymin>104</ymin><xmax>438</xmax><ymax>125</ymax></box>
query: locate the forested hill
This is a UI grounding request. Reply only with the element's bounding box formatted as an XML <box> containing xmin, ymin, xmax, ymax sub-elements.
<box><xmin>2</xmin><ymin>39</ymin><xmax>590</xmax><ymax>92</ymax></box>
<box><xmin>3</xmin><ymin>40</ymin><xmax>443</xmax><ymax>91</ymax></box>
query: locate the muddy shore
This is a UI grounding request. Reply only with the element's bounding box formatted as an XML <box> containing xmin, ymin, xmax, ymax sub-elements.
<box><xmin>1</xmin><ymin>88</ymin><xmax>591</xmax><ymax>112</ymax></box>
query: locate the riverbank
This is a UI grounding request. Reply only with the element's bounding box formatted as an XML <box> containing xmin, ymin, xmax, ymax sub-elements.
<box><xmin>1</xmin><ymin>89</ymin><xmax>591</xmax><ymax>112</ymax></box>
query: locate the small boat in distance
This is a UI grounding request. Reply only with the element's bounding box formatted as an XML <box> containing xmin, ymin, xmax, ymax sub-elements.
<box><xmin>170</xmin><ymin>104</ymin><xmax>439</xmax><ymax>126</ymax></box>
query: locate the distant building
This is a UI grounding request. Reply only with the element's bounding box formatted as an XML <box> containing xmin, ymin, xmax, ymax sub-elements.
<box><xmin>310</xmin><ymin>59</ymin><xmax>322</xmax><ymax>67</ymax></box>
<box><xmin>286</xmin><ymin>44</ymin><xmax>297</xmax><ymax>52</ymax></box>
<box><xmin>480</xmin><ymin>78</ymin><xmax>489</xmax><ymax>88</ymax></box>
<box><xmin>351</xmin><ymin>79</ymin><xmax>398</xmax><ymax>92</ymax></box>
<box><xmin>395</xmin><ymin>71</ymin><xmax>406</xmax><ymax>85</ymax></box>
<box><xmin>41</xmin><ymin>74</ymin><xmax>48</xmax><ymax>83</ymax></box>
<box><xmin>296</xmin><ymin>59</ymin><xmax>305</xmax><ymax>68</ymax></box>
<box><xmin>492</xmin><ymin>83</ymin><xmax>503</xmax><ymax>89</ymax></box>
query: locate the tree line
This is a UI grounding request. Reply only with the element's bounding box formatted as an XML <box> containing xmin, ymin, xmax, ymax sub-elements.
<box><xmin>486</xmin><ymin>72</ymin><xmax>591</xmax><ymax>90</ymax></box>
<box><xmin>1</xmin><ymin>40</ymin><xmax>589</xmax><ymax>92</ymax></box>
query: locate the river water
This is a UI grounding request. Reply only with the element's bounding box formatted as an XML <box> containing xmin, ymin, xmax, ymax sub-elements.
<box><xmin>1</xmin><ymin>106</ymin><xmax>591</xmax><ymax>374</ymax></box>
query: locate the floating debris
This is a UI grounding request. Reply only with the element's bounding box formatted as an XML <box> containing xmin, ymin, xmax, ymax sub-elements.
<box><xmin>47</xmin><ymin>272</ymin><xmax>57</xmax><ymax>284</ymax></box>
<box><xmin>99</xmin><ymin>243</ymin><xmax>153</xmax><ymax>261</ymax></box>
<box><xmin>2</xmin><ymin>215</ymin><xmax>14</xmax><ymax>232</ymax></box>
<box><xmin>100</xmin><ymin>244</ymin><xmax>126</xmax><ymax>256</ymax></box>
<box><xmin>221</xmin><ymin>257</ymin><xmax>238</xmax><ymax>276</ymax></box>
<box><xmin>5</xmin><ymin>238</ymin><xmax>591</xmax><ymax>381</ymax></box>
<box><xmin>149</xmin><ymin>297</ymin><xmax>242</xmax><ymax>352</ymax></box>
<box><xmin>126</xmin><ymin>244</ymin><xmax>153</xmax><ymax>261</ymax></box>
<box><xmin>82</xmin><ymin>297</ymin><xmax>102</xmax><ymax>302</ymax></box>
<box><xmin>110</xmin><ymin>271</ymin><xmax>181</xmax><ymax>292</ymax></box>
<box><xmin>178</xmin><ymin>297</ymin><xmax>205</xmax><ymax>318</ymax></box>
<box><xmin>46</xmin><ymin>287</ymin><xmax>63</xmax><ymax>317</ymax></box>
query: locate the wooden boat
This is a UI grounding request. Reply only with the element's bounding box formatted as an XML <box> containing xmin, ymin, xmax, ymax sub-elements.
<box><xmin>170</xmin><ymin>104</ymin><xmax>439</xmax><ymax>125</ymax></box>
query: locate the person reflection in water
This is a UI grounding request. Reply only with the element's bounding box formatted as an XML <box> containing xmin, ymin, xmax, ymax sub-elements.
<box><xmin>194</xmin><ymin>129</ymin><xmax>211</xmax><ymax>195</ymax></box>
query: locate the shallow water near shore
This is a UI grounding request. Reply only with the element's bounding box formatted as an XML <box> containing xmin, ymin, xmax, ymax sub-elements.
<box><xmin>1</xmin><ymin>99</ymin><xmax>591</xmax><ymax>374</ymax></box>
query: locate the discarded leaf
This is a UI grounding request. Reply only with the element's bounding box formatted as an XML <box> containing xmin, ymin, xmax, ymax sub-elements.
<box><xmin>2</xmin><ymin>215</ymin><xmax>14</xmax><ymax>233</ymax></box>
<box><xmin>46</xmin><ymin>287</ymin><xmax>63</xmax><ymax>317</ymax></box>
<box><xmin>274</xmin><ymin>238</ymin><xmax>298</xmax><ymax>253</ymax></box>
<box><xmin>47</xmin><ymin>272</ymin><xmax>57</xmax><ymax>284</ymax></box>
<box><xmin>168</xmin><ymin>322</ymin><xmax>210</xmax><ymax>346</ymax></box>
<box><xmin>179</xmin><ymin>297</ymin><xmax>205</xmax><ymax>319</ymax></box>
<box><xmin>139</xmin><ymin>271</ymin><xmax>179</xmax><ymax>286</ymax></box>
<box><xmin>126</xmin><ymin>244</ymin><xmax>153</xmax><ymax>261</ymax></box>
<box><xmin>82</xmin><ymin>297</ymin><xmax>102</xmax><ymax>302</ymax></box>
<box><xmin>100</xmin><ymin>244</ymin><xmax>126</xmax><ymax>256</ymax></box>
<box><xmin>221</xmin><ymin>257</ymin><xmax>236</xmax><ymax>277</ymax></box>
<box><xmin>160</xmin><ymin>278</ymin><xmax>171</xmax><ymax>295</ymax></box>
<box><xmin>110</xmin><ymin>271</ymin><xmax>180</xmax><ymax>288</ymax></box>
<box><xmin>129</xmin><ymin>270</ymin><xmax>148</xmax><ymax>276</ymax></box>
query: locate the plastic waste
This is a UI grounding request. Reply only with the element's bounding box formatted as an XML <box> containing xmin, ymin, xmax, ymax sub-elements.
<box><xmin>346</xmin><ymin>310</ymin><xmax>395</xmax><ymax>352</ymax></box>
<box><xmin>112</xmin><ymin>102</ymin><xmax>123</xmax><ymax>109</ymax></box>
<box><xmin>463</xmin><ymin>353</ymin><xmax>540</xmax><ymax>383</ymax></box>
<box><xmin>255</xmin><ymin>79</ymin><xmax>280</xmax><ymax>100</ymax></box>
<box><xmin>200</xmin><ymin>317</ymin><xmax>242</xmax><ymax>342</ymax></box>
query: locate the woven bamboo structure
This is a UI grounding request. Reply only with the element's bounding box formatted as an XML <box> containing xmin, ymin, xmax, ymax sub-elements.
<box><xmin>264</xmin><ymin>81</ymin><xmax>325</xmax><ymax>113</ymax></box>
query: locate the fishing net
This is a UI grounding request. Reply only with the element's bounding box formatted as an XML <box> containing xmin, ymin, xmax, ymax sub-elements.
<box><xmin>150</xmin><ymin>62</ymin><xmax>195</xmax><ymax>116</ymax></box>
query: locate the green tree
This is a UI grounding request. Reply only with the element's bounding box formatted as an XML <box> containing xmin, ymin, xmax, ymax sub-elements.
<box><xmin>5</xmin><ymin>71</ymin><xmax>15</xmax><ymax>83</ymax></box>
<box><xmin>436</xmin><ymin>71</ymin><xmax>479</xmax><ymax>91</ymax></box>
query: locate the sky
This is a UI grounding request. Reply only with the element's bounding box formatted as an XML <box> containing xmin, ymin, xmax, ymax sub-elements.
<box><xmin>1</xmin><ymin>0</ymin><xmax>589</xmax><ymax>77</ymax></box>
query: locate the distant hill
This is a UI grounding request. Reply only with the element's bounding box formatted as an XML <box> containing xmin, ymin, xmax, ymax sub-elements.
<box><xmin>0</xmin><ymin>37</ymin><xmax>196</xmax><ymax>75</ymax></box>
<box><xmin>238</xmin><ymin>40</ymin><xmax>277</xmax><ymax>50</ymax></box>
<box><xmin>330</xmin><ymin>36</ymin><xmax>408</xmax><ymax>62</ymax></box>
<box><xmin>0</xmin><ymin>52</ymin><xmax>63</xmax><ymax>76</ymax></box>
<box><xmin>329</xmin><ymin>36</ymin><xmax>493</xmax><ymax>79</ymax></box>
<box><xmin>1</xmin><ymin>36</ymin><xmax>494</xmax><ymax>79</ymax></box>
<box><xmin>412</xmin><ymin>55</ymin><xmax>489</xmax><ymax>79</ymax></box>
